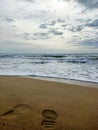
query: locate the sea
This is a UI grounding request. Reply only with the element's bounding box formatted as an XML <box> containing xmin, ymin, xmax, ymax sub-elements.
<box><xmin>0</xmin><ymin>53</ymin><xmax>98</xmax><ymax>83</ymax></box>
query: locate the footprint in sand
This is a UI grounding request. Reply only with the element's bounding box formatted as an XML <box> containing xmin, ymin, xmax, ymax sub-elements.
<box><xmin>1</xmin><ymin>104</ymin><xmax>31</xmax><ymax>117</ymax></box>
<box><xmin>41</xmin><ymin>109</ymin><xmax>58</xmax><ymax>130</ymax></box>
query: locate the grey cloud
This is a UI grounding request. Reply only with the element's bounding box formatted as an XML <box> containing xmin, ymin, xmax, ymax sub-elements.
<box><xmin>48</xmin><ymin>19</ymin><xmax>65</xmax><ymax>26</ymax></box>
<box><xmin>32</xmin><ymin>32</ymin><xmax>51</xmax><ymax>40</ymax></box>
<box><xmin>40</xmin><ymin>10</ymin><xmax>50</xmax><ymax>14</ymax></box>
<box><xmin>3</xmin><ymin>17</ymin><xmax>15</xmax><ymax>23</ymax></box>
<box><xmin>69</xmin><ymin>25</ymin><xmax>83</xmax><ymax>32</ymax></box>
<box><xmin>86</xmin><ymin>19</ymin><xmax>92</xmax><ymax>22</ymax></box>
<box><xmin>39</xmin><ymin>24</ymin><xmax>48</xmax><ymax>29</ymax></box>
<box><xmin>39</xmin><ymin>21</ymin><xmax>56</xmax><ymax>30</ymax></box>
<box><xmin>22</xmin><ymin>32</ymin><xmax>50</xmax><ymax>40</ymax></box>
<box><xmin>58</xmin><ymin>0</ymin><xmax>70</xmax><ymax>2</ymax></box>
<box><xmin>70</xmin><ymin>36</ymin><xmax>98</xmax><ymax>48</ymax></box>
<box><xmin>32</xmin><ymin>37</ymin><xmax>38</xmax><ymax>40</ymax></box>
<box><xmin>48</xmin><ymin>21</ymin><xmax>56</xmax><ymax>26</ymax></box>
<box><xmin>76</xmin><ymin>18</ymin><xmax>92</xmax><ymax>23</ymax></box>
<box><xmin>76</xmin><ymin>0</ymin><xmax>98</xmax><ymax>9</ymax></box>
<box><xmin>23</xmin><ymin>28</ymin><xmax>64</xmax><ymax>41</ymax></box>
<box><xmin>79</xmin><ymin>38</ymin><xmax>98</xmax><ymax>48</ymax></box>
<box><xmin>39</xmin><ymin>18</ymin><xmax>66</xmax><ymax>30</ymax></box>
<box><xmin>70</xmin><ymin>19</ymin><xmax>98</xmax><ymax>31</ymax></box>
<box><xmin>18</xmin><ymin>0</ymin><xmax>34</xmax><ymax>3</ymax></box>
<box><xmin>65</xmin><ymin>19</ymin><xmax>98</xmax><ymax>32</ymax></box>
<box><xmin>62</xmin><ymin>24</ymin><xmax>67</xmax><ymax>27</ymax></box>
<box><xmin>57</xmin><ymin>19</ymin><xmax>65</xmax><ymax>23</ymax></box>
<box><xmin>23</xmin><ymin>32</ymin><xmax>30</xmax><ymax>40</ymax></box>
<box><xmin>26</xmin><ymin>0</ymin><xmax>34</xmax><ymax>2</ymax></box>
<box><xmin>86</xmin><ymin>19</ymin><xmax>98</xmax><ymax>28</ymax></box>
<box><xmin>49</xmin><ymin>29</ymin><xmax>63</xmax><ymax>35</ymax></box>
<box><xmin>12</xmin><ymin>25</ymin><xmax>16</xmax><ymax>28</ymax></box>
<box><xmin>63</xmin><ymin>24</ymin><xmax>84</xmax><ymax>32</ymax></box>
<box><xmin>93</xmin><ymin>2</ymin><xmax>98</xmax><ymax>8</ymax></box>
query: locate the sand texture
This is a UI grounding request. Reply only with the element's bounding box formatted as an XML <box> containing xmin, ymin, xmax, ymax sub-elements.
<box><xmin>0</xmin><ymin>76</ymin><xmax>98</xmax><ymax>130</ymax></box>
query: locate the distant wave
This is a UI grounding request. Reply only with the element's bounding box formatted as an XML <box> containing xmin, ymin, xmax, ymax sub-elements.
<box><xmin>67</xmin><ymin>60</ymin><xmax>87</xmax><ymax>64</ymax></box>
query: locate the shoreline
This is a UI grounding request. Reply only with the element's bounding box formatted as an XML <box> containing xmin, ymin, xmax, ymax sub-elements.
<box><xmin>28</xmin><ymin>76</ymin><xmax>98</xmax><ymax>88</ymax></box>
<box><xmin>0</xmin><ymin>75</ymin><xmax>98</xmax><ymax>88</ymax></box>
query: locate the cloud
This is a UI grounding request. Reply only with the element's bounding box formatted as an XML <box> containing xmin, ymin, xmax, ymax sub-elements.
<box><xmin>79</xmin><ymin>38</ymin><xmax>98</xmax><ymax>48</ymax></box>
<box><xmin>2</xmin><ymin>17</ymin><xmax>15</xmax><ymax>23</ymax></box>
<box><xmin>40</xmin><ymin>10</ymin><xmax>50</xmax><ymax>14</ymax></box>
<box><xmin>70</xmin><ymin>35</ymin><xmax>98</xmax><ymax>49</ymax></box>
<box><xmin>39</xmin><ymin>20</ymin><xmax>57</xmax><ymax>30</ymax></box>
<box><xmin>12</xmin><ymin>25</ymin><xmax>16</xmax><ymax>28</ymax></box>
<box><xmin>62</xmin><ymin>24</ymin><xmax>84</xmax><ymax>32</ymax></box>
<box><xmin>32</xmin><ymin>32</ymin><xmax>51</xmax><ymax>40</ymax></box>
<box><xmin>62</xmin><ymin>24</ymin><xmax>67</xmax><ymax>27</ymax></box>
<box><xmin>0</xmin><ymin>0</ymin><xmax>98</xmax><ymax>53</ymax></box>
<box><xmin>57</xmin><ymin>18</ymin><xmax>65</xmax><ymax>23</ymax></box>
<box><xmin>23</xmin><ymin>28</ymin><xmax>64</xmax><ymax>41</ymax></box>
<box><xmin>23</xmin><ymin>32</ymin><xmax>30</xmax><ymax>40</ymax></box>
<box><xmin>44</xmin><ymin>19</ymin><xmax>65</xmax><ymax>27</ymax></box>
<box><xmin>76</xmin><ymin>0</ymin><xmax>98</xmax><ymax>9</ymax></box>
<box><xmin>18</xmin><ymin>0</ymin><xmax>34</xmax><ymax>3</ymax></box>
<box><xmin>76</xmin><ymin>18</ymin><xmax>92</xmax><ymax>23</ymax></box>
<box><xmin>66</xmin><ymin>19</ymin><xmax>98</xmax><ymax>32</ymax></box>
<box><xmin>69</xmin><ymin>25</ymin><xmax>83</xmax><ymax>32</ymax></box>
<box><xmin>48</xmin><ymin>21</ymin><xmax>57</xmax><ymax>26</ymax></box>
<box><xmin>49</xmin><ymin>29</ymin><xmax>63</xmax><ymax>35</ymax></box>
<box><xmin>58</xmin><ymin>0</ymin><xmax>71</xmax><ymax>2</ymax></box>
<box><xmin>25</xmin><ymin>0</ymin><xmax>34</xmax><ymax>2</ymax></box>
<box><xmin>39</xmin><ymin>24</ymin><xmax>48</xmax><ymax>29</ymax></box>
<box><xmin>86</xmin><ymin>19</ymin><xmax>98</xmax><ymax>28</ymax></box>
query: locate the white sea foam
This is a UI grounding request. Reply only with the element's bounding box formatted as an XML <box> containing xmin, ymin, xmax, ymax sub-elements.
<box><xmin>0</xmin><ymin>53</ymin><xmax>98</xmax><ymax>83</ymax></box>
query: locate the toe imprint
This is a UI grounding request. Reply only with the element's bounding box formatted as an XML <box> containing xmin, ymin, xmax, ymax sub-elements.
<box><xmin>42</xmin><ymin>109</ymin><xmax>58</xmax><ymax>119</ymax></box>
<box><xmin>41</xmin><ymin>109</ymin><xmax>58</xmax><ymax>130</ymax></box>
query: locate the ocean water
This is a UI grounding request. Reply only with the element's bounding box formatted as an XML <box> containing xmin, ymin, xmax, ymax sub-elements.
<box><xmin>0</xmin><ymin>53</ymin><xmax>98</xmax><ymax>83</ymax></box>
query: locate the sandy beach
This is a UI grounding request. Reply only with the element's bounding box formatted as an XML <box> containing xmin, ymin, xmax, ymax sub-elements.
<box><xmin>0</xmin><ymin>76</ymin><xmax>98</xmax><ymax>130</ymax></box>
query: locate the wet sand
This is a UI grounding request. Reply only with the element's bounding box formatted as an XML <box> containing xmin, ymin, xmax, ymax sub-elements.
<box><xmin>0</xmin><ymin>76</ymin><xmax>98</xmax><ymax>130</ymax></box>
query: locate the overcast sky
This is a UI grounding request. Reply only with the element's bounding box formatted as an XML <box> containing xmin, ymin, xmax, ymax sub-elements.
<box><xmin>0</xmin><ymin>0</ymin><xmax>98</xmax><ymax>53</ymax></box>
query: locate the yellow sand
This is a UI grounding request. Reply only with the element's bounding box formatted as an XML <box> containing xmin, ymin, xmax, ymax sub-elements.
<box><xmin>0</xmin><ymin>76</ymin><xmax>98</xmax><ymax>130</ymax></box>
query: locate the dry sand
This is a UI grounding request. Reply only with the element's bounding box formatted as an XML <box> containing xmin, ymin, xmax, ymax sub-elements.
<box><xmin>0</xmin><ymin>76</ymin><xmax>98</xmax><ymax>130</ymax></box>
